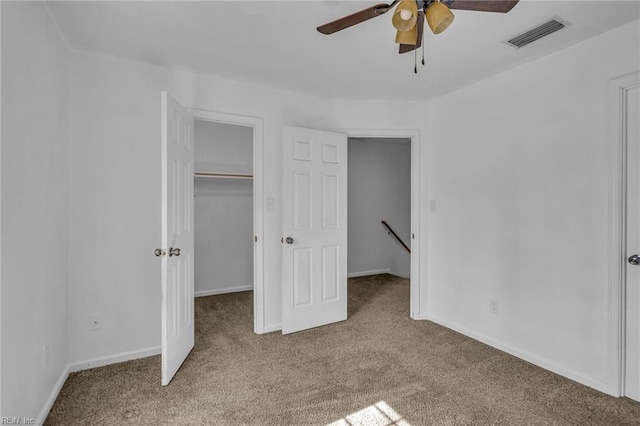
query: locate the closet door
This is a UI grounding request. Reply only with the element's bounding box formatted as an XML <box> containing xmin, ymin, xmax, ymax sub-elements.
<box><xmin>160</xmin><ymin>92</ymin><xmax>194</xmax><ymax>385</ymax></box>
<box><xmin>282</xmin><ymin>126</ymin><xmax>347</xmax><ymax>334</ymax></box>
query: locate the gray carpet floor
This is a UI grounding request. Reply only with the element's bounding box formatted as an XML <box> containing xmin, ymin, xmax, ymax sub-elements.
<box><xmin>46</xmin><ymin>274</ymin><xmax>640</xmax><ymax>425</ymax></box>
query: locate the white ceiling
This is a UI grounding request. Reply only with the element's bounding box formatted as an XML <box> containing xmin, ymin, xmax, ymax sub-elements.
<box><xmin>46</xmin><ymin>0</ymin><xmax>640</xmax><ymax>101</ymax></box>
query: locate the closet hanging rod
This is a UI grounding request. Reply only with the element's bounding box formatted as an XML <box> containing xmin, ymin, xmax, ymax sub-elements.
<box><xmin>194</xmin><ymin>172</ymin><xmax>253</xmax><ymax>180</ymax></box>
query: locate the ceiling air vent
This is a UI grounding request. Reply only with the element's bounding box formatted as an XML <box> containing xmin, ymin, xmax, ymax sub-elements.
<box><xmin>506</xmin><ymin>17</ymin><xmax>569</xmax><ymax>49</ymax></box>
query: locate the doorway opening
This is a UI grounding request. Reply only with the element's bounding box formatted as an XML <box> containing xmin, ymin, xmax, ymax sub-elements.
<box><xmin>347</xmin><ymin>137</ymin><xmax>411</xmax><ymax>279</ymax></box>
<box><xmin>347</xmin><ymin>138</ymin><xmax>411</xmax><ymax>278</ymax></box>
<box><xmin>191</xmin><ymin>110</ymin><xmax>265</xmax><ymax>334</ymax></box>
<box><xmin>347</xmin><ymin>137</ymin><xmax>412</xmax><ymax>316</ymax></box>
<box><xmin>279</xmin><ymin>127</ymin><xmax>421</xmax><ymax>334</ymax></box>
<box><xmin>194</xmin><ymin>119</ymin><xmax>254</xmax><ymax>298</ymax></box>
<box><xmin>346</xmin><ymin>130</ymin><xmax>421</xmax><ymax>319</ymax></box>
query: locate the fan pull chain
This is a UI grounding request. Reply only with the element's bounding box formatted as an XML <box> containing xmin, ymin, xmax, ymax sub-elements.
<box><xmin>422</xmin><ymin>37</ymin><xmax>425</xmax><ymax>66</ymax></box>
<box><xmin>414</xmin><ymin>47</ymin><xmax>417</xmax><ymax>74</ymax></box>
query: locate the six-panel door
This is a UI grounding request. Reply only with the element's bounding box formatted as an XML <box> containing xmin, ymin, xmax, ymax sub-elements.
<box><xmin>161</xmin><ymin>92</ymin><xmax>195</xmax><ymax>385</ymax></box>
<box><xmin>282</xmin><ymin>126</ymin><xmax>348</xmax><ymax>334</ymax></box>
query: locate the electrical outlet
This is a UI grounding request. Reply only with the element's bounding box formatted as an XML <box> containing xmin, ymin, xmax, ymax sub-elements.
<box><xmin>489</xmin><ymin>299</ymin><xmax>499</xmax><ymax>315</ymax></box>
<box><xmin>89</xmin><ymin>315</ymin><xmax>102</xmax><ymax>331</ymax></box>
<box><xmin>43</xmin><ymin>344</ymin><xmax>50</xmax><ymax>367</ymax></box>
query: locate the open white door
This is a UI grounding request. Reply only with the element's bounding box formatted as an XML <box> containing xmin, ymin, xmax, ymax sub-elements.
<box><xmin>160</xmin><ymin>92</ymin><xmax>194</xmax><ymax>385</ymax></box>
<box><xmin>625</xmin><ymin>85</ymin><xmax>640</xmax><ymax>401</ymax></box>
<box><xmin>282</xmin><ymin>126</ymin><xmax>347</xmax><ymax>334</ymax></box>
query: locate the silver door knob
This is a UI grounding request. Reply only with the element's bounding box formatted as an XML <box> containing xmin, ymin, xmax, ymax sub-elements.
<box><xmin>629</xmin><ymin>255</ymin><xmax>640</xmax><ymax>265</ymax></box>
<box><xmin>154</xmin><ymin>248</ymin><xmax>165</xmax><ymax>257</ymax></box>
<box><xmin>169</xmin><ymin>247</ymin><xmax>181</xmax><ymax>257</ymax></box>
<box><xmin>285</xmin><ymin>237</ymin><xmax>294</xmax><ymax>245</ymax></box>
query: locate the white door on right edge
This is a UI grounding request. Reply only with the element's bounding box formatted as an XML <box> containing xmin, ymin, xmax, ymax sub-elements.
<box><xmin>281</xmin><ymin>126</ymin><xmax>348</xmax><ymax>335</ymax></box>
<box><xmin>625</xmin><ymin>85</ymin><xmax>640</xmax><ymax>402</ymax></box>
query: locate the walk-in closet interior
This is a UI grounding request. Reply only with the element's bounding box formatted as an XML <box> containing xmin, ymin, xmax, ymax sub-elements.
<box><xmin>194</xmin><ymin>120</ymin><xmax>254</xmax><ymax>298</ymax></box>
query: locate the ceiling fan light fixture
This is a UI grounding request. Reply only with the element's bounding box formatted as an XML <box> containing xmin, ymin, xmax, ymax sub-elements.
<box><xmin>426</xmin><ymin>1</ymin><xmax>454</xmax><ymax>34</ymax></box>
<box><xmin>395</xmin><ymin>24</ymin><xmax>418</xmax><ymax>45</ymax></box>
<box><xmin>392</xmin><ymin>0</ymin><xmax>418</xmax><ymax>32</ymax></box>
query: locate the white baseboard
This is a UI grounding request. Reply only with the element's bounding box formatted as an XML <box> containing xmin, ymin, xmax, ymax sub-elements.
<box><xmin>36</xmin><ymin>364</ymin><xmax>70</xmax><ymax>425</ymax></box>
<box><xmin>389</xmin><ymin>270</ymin><xmax>410</xmax><ymax>279</ymax></box>
<box><xmin>38</xmin><ymin>347</ymin><xmax>161</xmax><ymax>424</ymax></box>
<box><xmin>348</xmin><ymin>269</ymin><xmax>391</xmax><ymax>278</ymax></box>
<box><xmin>424</xmin><ymin>314</ymin><xmax>613</xmax><ymax>396</ymax></box>
<box><xmin>68</xmin><ymin>346</ymin><xmax>161</xmax><ymax>373</ymax></box>
<box><xmin>195</xmin><ymin>285</ymin><xmax>253</xmax><ymax>298</ymax></box>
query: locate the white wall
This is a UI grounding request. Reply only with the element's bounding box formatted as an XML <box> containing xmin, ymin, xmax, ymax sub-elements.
<box><xmin>334</xmin><ymin>20</ymin><xmax>640</xmax><ymax>395</ymax></box>
<box><xmin>348</xmin><ymin>138</ymin><xmax>411</xmax><ymax>278</ymax></box>
<box><xmin>66</xmin><ymin>50</ymin><xmax>336</xmax><ymax>364</ymax></box>
<box><xmin>1</xmin><ymin>1</ymin><xmax>69</xmax><ymax>420</ymax></box>
<box><xmin>424</xmin><ymin>20</ymin><xmax>640</xmax><ymax>394</ymax></box>
<box><xmin>194</xmin><ymin>120</ymin><xmax>252</xmax><ymax>174</ymax></box>
<box><xmin>194</xmin><ymin>120</ymin><xmax>253</xmax><ymax>296</ymax></box>
<box><xmin>22</xmin><ymin>2</ymin><xmax>636</xmax><ymax>405</ymax></box>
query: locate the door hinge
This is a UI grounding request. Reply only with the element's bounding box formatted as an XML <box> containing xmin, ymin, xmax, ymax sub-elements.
<box><xmin>255</xmin><ymin>236</ymin><xmax>258</xmax><ymax>242</ymax></box>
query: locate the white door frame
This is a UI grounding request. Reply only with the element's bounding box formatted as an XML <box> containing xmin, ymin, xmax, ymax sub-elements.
<box><xmin>607</xmin><ymin>71</ymin><xmax>640</xmax><ymax>397</ymax></box>
<box><xmin>347</xmin><ymin>128</ymin><xmax>422</xmax><ymax>319</ymax></box>
<box><xmin>190</xmin><ymin>108</ymin><xmax>266</xmax><ymax>334</ymax></box>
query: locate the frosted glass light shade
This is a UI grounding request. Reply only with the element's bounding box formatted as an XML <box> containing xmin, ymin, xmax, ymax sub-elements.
<box><xmin>395</xmin><ymin>25</ymin><xmax>418</xmax><ymax>45</ymax></box>
<box><xmin>426</xmin><ymin>1</ymin><xmax>454</xmax><ymax>34</ymax></box>
<box><xmin>392</xmin><ymin>0</ymin><xmax>418</xmax><ymax>32</ymax></box>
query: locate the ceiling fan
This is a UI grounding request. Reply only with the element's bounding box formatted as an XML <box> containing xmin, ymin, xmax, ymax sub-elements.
<box><xmin>317</xmin><ymin>0</ymin><xmax>519</xmax><ymax>72</ymax></box>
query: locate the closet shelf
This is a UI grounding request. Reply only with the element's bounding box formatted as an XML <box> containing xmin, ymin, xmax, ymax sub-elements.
<box><xmin>194</xmin><ymin>172</ymin><xmax>253</xmax><ymax>180</ymax></box>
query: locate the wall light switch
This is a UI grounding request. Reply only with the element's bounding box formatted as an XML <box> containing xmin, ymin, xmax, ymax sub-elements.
<box><xmin>43</xmin><ymin>344</ymin><xmax>50</xmax><ymax>367</ymax></box>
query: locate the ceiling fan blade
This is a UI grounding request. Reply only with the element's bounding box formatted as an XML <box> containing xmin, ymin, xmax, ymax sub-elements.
<box><xmin>399</xmin><ymin>11</ymin><xmax>424</xmax><ymax>54</ymax></box>
<box><xmin>317</xmin><ymin>1</ymin><xmax>399</xmax><ymax>35</ymax></box>
<box><xmin>448</xmin><ymin>0</ymin><xmax>519</xmax><ymax>13</ymax></box>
